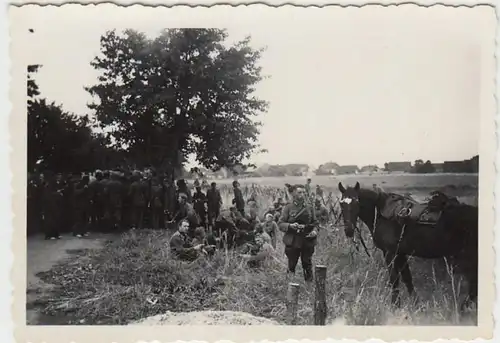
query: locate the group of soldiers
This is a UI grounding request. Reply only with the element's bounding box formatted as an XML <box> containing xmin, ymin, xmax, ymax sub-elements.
<box><xmin>27</xmin><ymin>169</ymin><xmax>231</xmax><ymax>240</ymax></box>
<box><xmin>168</xmin><ymin>178</ymin><xmax>333</xmax><ymax>280</ymax></box>
<box><xmin>27</xmin><ymin>169</ymin><xmax>333</xmax><ymax>281</ymax></box>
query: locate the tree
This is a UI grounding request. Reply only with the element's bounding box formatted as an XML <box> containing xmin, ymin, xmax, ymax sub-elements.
<box><xmin>86</xmin><ymin>28</ymin><xmax>269</xmax><ymax>177</ymax></box>
<box><xmin>27</xmin><ymin>62</ymin><xmax>119</xmax><ymax>173</ymax></box>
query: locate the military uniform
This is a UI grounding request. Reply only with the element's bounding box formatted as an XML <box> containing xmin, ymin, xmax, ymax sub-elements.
<box><xmin>88</xmin><ymin>173</ymin><xmax>104</xmax><ymax>231</ymax></box>
<box><xmin>315</xmin><ymin>202</ymin><xmax>329</xmax><ymax>225</ymax></box>
<box><xmin>278</xmin><ymin>199</ymin><xmax>319</xmax><ymax>282</ymax></box>
<box><xmin>173</xmin><ymin>201</ymin><xmax>199</xmax><ymax>235</ymax></box>
<box><xmin>106</xmin><ymin>173</ymin><xmax>125</xmax><ymax>231</ymax></box>
<box><xmin>193</xmin><ymin>188</ymin><xmax>208</xmax><ymax>228</ymax></box>
<box><xmin>72</xmin><ymin>178</ymin><xmax>90</xmax><ymax>236</ymax></box>
<box><xmin>206</xmin><ymin>186</ymin><xmax>222</xmax><ymax>228</ymax></box>
<box><xmin>42</xmin><ymin>181</ymin><xmax>64</xmax><ymax>239</ymax></box>
<box><xmin>150</xmin><ymin>181</ymin><xmax>164</xmax><ymax>230</ymax></box>
<box><xmin>233</xmin><ymin>187</ymin><xmax>245</xmax><ymax>216</ymax></box>
<box><xmin>129</xmin><ymin>176</ymin><xmax>148</xmax><ymax>230</ymax></box>
<box><xmin>27</xmin><ymin>175</ymin><xmax>43</xmax><ymax>235</ymax></box>
<box><xmin>169</xmin><ymin>230</ymin><xmax>198</xmax><ymax>261</ymax></box>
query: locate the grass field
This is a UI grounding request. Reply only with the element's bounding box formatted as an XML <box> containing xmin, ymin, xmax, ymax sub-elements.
<box><xmin>32</xmin><ymin>173</ymin><xmax>478</xmax><ymax>325</ymax></box>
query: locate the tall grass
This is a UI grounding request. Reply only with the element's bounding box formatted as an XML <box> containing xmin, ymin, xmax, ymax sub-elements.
<box><xmin>35</xmin><ymin>185</ymin><xmax>477</xmax><ymax>325</ymax></box>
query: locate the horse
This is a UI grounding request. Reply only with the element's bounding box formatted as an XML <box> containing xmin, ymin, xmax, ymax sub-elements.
<box><xmin>337</xmin><ymin>181</ymin><xmax>478</xmax><ymax>311</ymax></box>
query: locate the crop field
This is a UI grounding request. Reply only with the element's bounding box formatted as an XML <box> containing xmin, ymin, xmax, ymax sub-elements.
<box><xmin>31</xmin><ymin>173</ymin><xmax>478</xmax><ymax>326</ymax></box>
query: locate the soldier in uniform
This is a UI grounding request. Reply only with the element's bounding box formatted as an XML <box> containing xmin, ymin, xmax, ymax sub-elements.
<box><xmin>315</xmin><ymin>185</ymin><xmax>323</xmax><ymax>198</ymax></box>
<box><xmin>278</xmin><ymin>184</ymin><xmax>319</xmax><ymax>282</ymax></box>
<box><xmin>42</xmin><ymin>174</ymin><xmax>64</xmax><ymax>240</ymax></box>
<box><xmin>206</xmin><ymin>182</ymin><xmax>222</xmax><ymax>229</ymax></box>
<box><xmin>314</xmin><ymin>198</ymin><xmax>329</xmax><ymax>226</ymax></box>
<box><xmin>232</xmin><ymin>180</ymin><xmax>245</xmax><ymax>216</ymax></box>
<box><xmin>192</xmin><ymin>182</ymin><xmax>208</xmax><ymax>229</ymax></box>
<box><xmin>304</xmin><ymin>178</ymin><xmax>312</xmax><ymax>198</ymax></box>
<box><xmin>72</xmin><ymin>175</ymin><xmax>90</xmax><ymax>237</ymax></box>
<box><xmin>171</xmin><ymin>193</ymin><xmax>199</xmax><ymax>236</ymax></box>
<box><xmin>27</xmin><ymin>173</ymin><xmax>43</xmax><ymax>235</ymax></box>
<box><xmin>106</xmin><ymin>171</ymin><xmax>125</xmax><ymax>232</ymax></box>
<box><xmin>169</xmin><ymin>219</ymin><xmax>204</xmax><ymax>261</ymax></box>
<box><xmin>128</xmin><ymin>171</ymin><xmax>148</xmax><ymax>230</ymax></box>
<box><xmin>150</xmin><ymin>177</ymin><xmax>165</xmax><ymax>230</ymax></box>
<box><xmin>176</xmin><ymin>179</ymin><xmax>192</xmax><ymax>203</ymax></box>
<box><xmin>88</xmin><ymin>170</ymin><xmax>104</xmax><ymax>231</ymax></box>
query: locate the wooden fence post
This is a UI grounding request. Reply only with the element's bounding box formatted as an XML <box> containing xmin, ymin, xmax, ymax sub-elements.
<box><xmin>314</xmin><ymin>265</ymin><xmax>327</xmax><ymax>325</ymax></box>
<box><xmin>286</xmin><ymin>282</ymin><xmax>300</xmax><ymax>325</ymax></box>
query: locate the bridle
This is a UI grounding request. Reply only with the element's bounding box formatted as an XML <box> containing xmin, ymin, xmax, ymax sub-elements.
<box><xmin>339</xmin><ymin>197</ymin><xmax>372</xmax><ymax>258</ymax></box>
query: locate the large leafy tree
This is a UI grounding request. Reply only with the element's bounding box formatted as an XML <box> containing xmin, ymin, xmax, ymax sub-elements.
<box><xmin>86</xmin><ymin>28</ymin><xmax>268</xmax><ymax>176</ymax></box>
<box><xmin>27</xmin><ymin>58</ymin><xmax>118</xmax><ymax>173</ymax></box>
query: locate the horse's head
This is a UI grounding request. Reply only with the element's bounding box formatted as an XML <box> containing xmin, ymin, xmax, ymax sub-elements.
<box><xmin>338</xmin><ymin>181</ymin><xmax>361</xmax><ymax>238</ymax></box>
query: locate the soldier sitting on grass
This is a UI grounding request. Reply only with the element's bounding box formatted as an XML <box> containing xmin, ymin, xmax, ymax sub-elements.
<box><xmin>261</xmin><ymin>213</ymin><xmax>278</xmax><ymax>248</ymax></box>
<box><xmin>191</xmin><ymin>226</ymin><xmax>216</xmax><ymax>256</ymax></box>
<box><xmin>169</xmin><ymin>219</ymin><xmax>204</xmax><ymax>262</ymax></box>
<box><xmin>240</xmin><ymin>231</ymin><xmax>279</xmax><ymax>269</ymax></box>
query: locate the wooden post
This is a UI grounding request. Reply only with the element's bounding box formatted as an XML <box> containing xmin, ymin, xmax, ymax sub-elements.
<box><xmin>286</xmin><ymin>282</ymin><xmax>300</xmax><ymax>325</ymax></box>
<box><xmin>314</xmin><ymin>265</ymin><xmax>327</xmax><ymax>325</ymax></box>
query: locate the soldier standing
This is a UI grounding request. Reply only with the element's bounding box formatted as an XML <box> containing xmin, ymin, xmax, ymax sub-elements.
<box><xmin>206</xmin><ymin>182</ymin><xmax>222</xmax><ymax>229</ymax></box>
<box><xmin>314</xmin><ymin>198</ymin><xmax>329</xmax><ymax>226</ymax></box>
<box><xmin>278</xmin><ymin>184</ymin><xmax>319</xmax><ymax>282</ymax></box>
<box><xmin>42</xmin><ymin>175</ymin><xmax>64</xmax><ymax>240</ymax></box>
<box><xmin>128</xmin><ymin>171</ymin><xmax>148</xmax><ymax>230</ymax></box>
<box><xmin>27</xmin><ymin>173</ymin><xmax>43</xmax><ymax>235</ymax></box>
<box><xmin>72</xmin><ymin>175</ymin><xmax>90</xmax><ymax>237</ymax></box>
<box><xmin>232</xmin><ymin>180</ymin><xmax>245</xmax><ymax>216</ymax></box>
<box><xmin>88</xmin><ymin>170</ymin><xmax>104</xmax><ymax>231</ymax></box>
<box><xmin>150</xmin><ymin>177</ymin><xmax>165</xmax><ymax>230</ymax></box>
<box><xmin>106</xmin><ymin>172</ymin><xmax>125</xmax><ymax>232</ymax></box>
<box><xmin>192</xmin><ymin>183</ymin><xmax>208</xmax><ymax>229</ymax></box>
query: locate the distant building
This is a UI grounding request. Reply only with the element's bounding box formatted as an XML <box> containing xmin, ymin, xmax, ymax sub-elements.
<box><xmin>336</xmin><ymin>165</ymin><xmax>360</xmax><ymax>175</ymax></box>
<box><xmin>443</xmin><ymin>161</ymin><xmax>469</xmax><ymax>173</ymax></box>
<box><xmin>385</xmin><ymin>162</ymin><xmax>412</xmax><ymax>173</ymax></box>
<box><xmin>443</xmin><ymin>156</ymin><xmax>478</xmax><ymax>173</ymax></box>
<box><xmin>315</xmin><ymin>162</ymin><xmax>340</xmax><ymax>175</ymax></box>
<box><xmin>432</xmin><ymin>163</ymin><xmax>445</xmax><ymax>173</ymax></box>
<box><xmin>360</xmin><ymin>165</ymin><xmax>380</xmax><ymax>174</ymax></box>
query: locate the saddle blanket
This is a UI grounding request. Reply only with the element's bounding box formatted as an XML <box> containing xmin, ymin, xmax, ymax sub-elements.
<box><xmin>380</xmin><ymin>193</ymin><xmax>441</xmax><ymax>225</ymax></box>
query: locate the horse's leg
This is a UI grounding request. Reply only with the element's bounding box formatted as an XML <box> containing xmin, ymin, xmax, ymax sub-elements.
<box><xmin>384</xmin><ymin>251</ymin><xmax>402</xmax><ymax>307</ymax></box>
<box><xmin>395</xmin><ymin>254</ymin><xmax>419</xmax><ymax>304</ymax></box>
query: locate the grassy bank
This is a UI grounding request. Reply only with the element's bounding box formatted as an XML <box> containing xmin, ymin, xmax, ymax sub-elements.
<box><xmin>32</xmin><ymin>182</ymin><xmax>478</xmax><ymax>325</ymax></box>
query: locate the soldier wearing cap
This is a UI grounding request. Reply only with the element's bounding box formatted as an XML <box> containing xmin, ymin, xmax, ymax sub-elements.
<box><xmin>128</xmin><ymin>171</ymin><xmax>148</xmax><ymax>230</ymax></box>
<box><xmin>150</xmin><ymin>176</ymin><xmax>165</xmax><ymax>230</ymax></box>
<box><xmin>206</xmin><ymin>182</ymin><xmax>222</xmax><ymax>229</ymax></box>
<box><xmin>192</xmin><ymin>180</ymin><xmax>208</xmax><ymax>228</ymax></box>
<box><xmin>171</xmin><ymin>192</ymin><xmax>199</xmax><ymax>236</ymax></box>
<box><xmin>232</xmin><ymin>180</ymin><xmax>245</xmax><ymax>216</ymax></box>
<box><xmin>72</xmin><ymin>174</ymin><xmax>90</xmax><ymax>237</ymax></box>
<box><xmin>278</xmin><ymin>184</ymin><xmax>319</xmax><ymax>282</ymax></box>
<box><xmin>88</xmin><ymin>170</ymin><xmax>104</xmax><ymax>231</ymax></box>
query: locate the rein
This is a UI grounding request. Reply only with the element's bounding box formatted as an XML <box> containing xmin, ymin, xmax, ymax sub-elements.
<box><xmin>353</xmin><ymin>221</ymin><xmax>371</xmax><ymax>258</ymax></box>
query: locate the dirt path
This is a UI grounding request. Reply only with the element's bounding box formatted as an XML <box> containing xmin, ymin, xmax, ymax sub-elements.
<box><xmin>26</xmin><ymin>233</ymin><xmax>113</xmax><ymax>325</ymax></box>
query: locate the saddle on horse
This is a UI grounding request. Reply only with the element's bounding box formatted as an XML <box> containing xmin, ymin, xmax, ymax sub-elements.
<box><xmin>379</xmin><ymin>191</ymin><xmax>450</xmax><ymax>226</ymax></box>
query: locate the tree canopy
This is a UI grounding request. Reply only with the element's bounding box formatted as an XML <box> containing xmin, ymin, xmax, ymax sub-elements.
<box><xmin>86</xmin><ymin>28</ymin><xmax>268</xmax><ymax>175</ymax></box>
<box><xmin>27</xmin><ymin>61</ymin><xmax>117</xmax><ymax>173</ymax></box>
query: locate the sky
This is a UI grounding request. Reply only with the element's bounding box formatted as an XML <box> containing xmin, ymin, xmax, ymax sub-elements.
<box><xmin>12</xmin><ymin>4</ymin><xmax>494</xmax><ymax>168</ymax></box>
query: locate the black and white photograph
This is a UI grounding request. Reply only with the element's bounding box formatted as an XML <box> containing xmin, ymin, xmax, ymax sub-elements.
<box><xmin>9</xmin><ymin>2</ymin><xmax>496</xmax><ymax>342</ymax></box>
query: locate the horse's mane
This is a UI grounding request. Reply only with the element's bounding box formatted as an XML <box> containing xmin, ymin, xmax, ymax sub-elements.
<box><xmin>357</xmin><ymin>187</ymin><xmax>389</xmax><ymax>204</ymax></box>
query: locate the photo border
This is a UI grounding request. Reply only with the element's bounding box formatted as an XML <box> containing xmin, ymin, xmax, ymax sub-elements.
<box><xmin>9</xmin><ymin>1</ymin><xmax>497</xmax><ymax>342</ymax></box>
